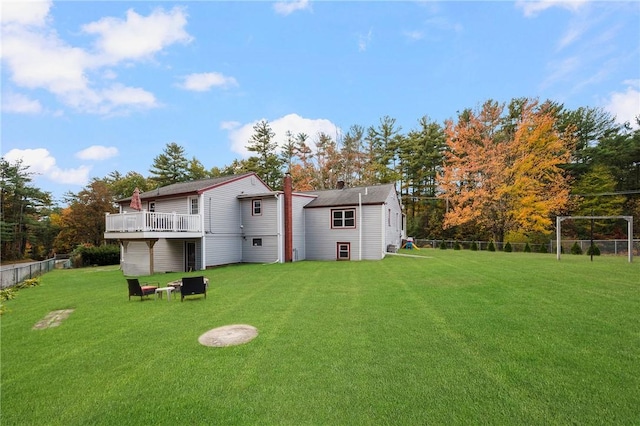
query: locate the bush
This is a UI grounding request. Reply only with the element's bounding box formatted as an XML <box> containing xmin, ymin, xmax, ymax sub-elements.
<box><xmin>72</xmin><ymin>244</ymin><xmax>120</xmax><ymax>267</ymax></box>
<box><xmin>439</xmin><ymin>240</ymin><xmax>447</xmax><ymax>250</ymax></box>
<box><xmin>470</xmin><ymin>241</ymin><xmax>478</xmax><ymax>251</ymax></box>
<box><xmin>587</xmin><ymin>244</ymin><xmax>601</xmax><ymax>256</ymax></box>
<box><xmin>524</xmin><ymin>242</ymin><xmax>531</xmax><ymax>253</ymax></box>
<box><xmin>17</xmin><ymin>278</ymin><xmax>40</xmax><ymax>289</ymax></box>
<box><xmin>487</xmin><ymin>241</ymin><xmax>496</xmax><ymax>252</ymax></box>
<box><xmin>571</xmin><ymin>242</ymin><xmax>583</xmax><ymax>255</ymax></box>
<box><xmin>504</xmin><ymin>242</ymin><xmax>513</xmax><ymax>252</ymax></box>
<box><xmin>453</xmin><ymin>242</ymin><xmax>461</xmax><ymax>250</ymax></box>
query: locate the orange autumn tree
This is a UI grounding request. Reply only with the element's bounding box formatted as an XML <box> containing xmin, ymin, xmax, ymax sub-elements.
<box><xmin>439</xmin><ymin>98</ymin><xmax>575</xmax><ymax>242</ymax></box>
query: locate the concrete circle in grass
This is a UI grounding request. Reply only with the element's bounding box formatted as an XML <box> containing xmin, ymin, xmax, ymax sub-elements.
<box><xmin>199</xmin><ymin>324</ymin><xmax>258</xmax><ymax>347</ymax></box>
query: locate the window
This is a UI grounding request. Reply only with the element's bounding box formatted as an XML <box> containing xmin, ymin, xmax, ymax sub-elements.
<box><xmin>252</xmin><ymin>238</ymin><xmax>262</xmax><ymax>247</ymax></box>
<box><xmin>337</xmin><ymin>242</ymin><xmax>350</xmax><ymax>260</ymax></box>
<box><xmin>149</xmin><ymin>202</ymin><xmax>155</xmax><ymax>212</ymax></box>
<box><xmin>190</xmin><ymin>197</ymin><xmax>199</xmax><ymax>214</ymax></box>
<box><xmin>332</xmin><ymin>209</ymin><xmax>356</xmax><ymax>229</ymax></box>
<box><xmin>388</xmin><ymin>208</ymin><xmax>391</xmax><ymax>226</ymax></box>
<box><xmin>252</xmin><ymin>199</ymin><xmax>262</xmax><ymax>216</ymax></box>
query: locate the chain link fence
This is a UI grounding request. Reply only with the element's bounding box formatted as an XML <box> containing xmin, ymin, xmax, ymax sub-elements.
<box><xmin>0</xmin><ymin>257</ymin><xmax>70</xmax><ymax>289</ymax></box>
<box><xmin>412</xmin><ymin>239</ymin><xmax>640</xmax><ymax>255</ymax></box>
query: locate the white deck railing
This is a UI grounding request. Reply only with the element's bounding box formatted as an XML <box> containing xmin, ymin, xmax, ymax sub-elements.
<box><xmin>105</xmin><ymin>211</ymin><xmax>201</xmax><ymax>233</ymax></box>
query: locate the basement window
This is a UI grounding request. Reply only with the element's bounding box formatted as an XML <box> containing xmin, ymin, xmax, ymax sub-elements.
<box><xmin>252</xmin><ymin>238</ymin><xmax>262</xmax><ymax>247</ymax></box>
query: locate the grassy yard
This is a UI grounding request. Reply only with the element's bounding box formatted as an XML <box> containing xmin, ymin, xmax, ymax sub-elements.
<box><xmin>1</xmin><ymin>250</ymin><xmax>639</xmax><ymax>425</ymax></box>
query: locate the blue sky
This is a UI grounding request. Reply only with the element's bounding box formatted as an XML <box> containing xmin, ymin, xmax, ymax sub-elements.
<box><xmin>2</xmin><ymin>0</ymin><xmax>639</xmax><ymax>204</ymax></box>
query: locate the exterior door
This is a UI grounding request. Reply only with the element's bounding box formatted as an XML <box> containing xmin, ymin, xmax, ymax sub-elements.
<box><xmin>337</xmin><ymin>242</ymin><xmax>350</xmax><ymax>261</ymax></box>
<box><xmin>185</xmin><ymin>242</ymin><xmax>196</xmax><ymax>272</ymax></box>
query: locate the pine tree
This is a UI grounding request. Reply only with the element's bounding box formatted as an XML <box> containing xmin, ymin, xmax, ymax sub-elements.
<box><xmin>149</xmin><ymin>142</ymin><xmax>189</xmax><ymax>187</ymax></box>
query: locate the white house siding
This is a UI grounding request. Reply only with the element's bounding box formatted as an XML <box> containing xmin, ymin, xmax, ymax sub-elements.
<box><xmin>122</xmin><ymin>241</ymin><xmax>149</xmax><ymax>276</ymax></box>
<box><xmin>202</xmin><ymin>175</ymin><xmax>271</xmax><ymax>267</ymax></box>
<box><xmin>240</xmin><ymin>196</ymin><xmax>280</xmax><ymax>263</ymax></box>
<box><xmin>153</xmin><ymin>239</ymin><xmax>184</xmax><ymax>273</ymax></box>
<box><xmin>291</xmin><ymin>195</ymin><xmax>314</xmax><ymax>261</ymax></box>
<box><xmin>304</xmin><ymin>204</ymin><xmax>384</xmax><ymax>261</ymax></box>
<box><xmin>383</xmin><ymin>190</ymin><xmax>404</xmax><ymax>255</ymax></box>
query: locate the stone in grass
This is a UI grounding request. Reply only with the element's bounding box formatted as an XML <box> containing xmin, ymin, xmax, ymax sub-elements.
<box><xmin>198</xmin><ymin>324</ymin><xmax>258</xmax><ymax>347</ymax></box>
<box><xmin>33</xmin><ymin>309</ymin><xmax>74</xmax><ymax>330</ymax></box>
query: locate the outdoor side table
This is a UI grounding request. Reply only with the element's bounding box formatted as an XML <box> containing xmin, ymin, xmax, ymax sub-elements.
<box><xmin>155</xmin><ymin>287</ymin><xmax>175</xmax><ymax>301</ymax></box>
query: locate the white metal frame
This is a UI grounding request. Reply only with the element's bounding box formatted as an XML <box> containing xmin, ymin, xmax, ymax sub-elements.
<box><xmin>556</xmin><ymin>216</ymin><xmax>634</xmax><ymax>263</ymax></box>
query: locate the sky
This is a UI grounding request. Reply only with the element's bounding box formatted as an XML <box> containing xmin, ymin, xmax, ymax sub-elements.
<box><xmin>1</xmin><ymin>0</ymin><xmax>639</xmax><ymax>205</ymax></box>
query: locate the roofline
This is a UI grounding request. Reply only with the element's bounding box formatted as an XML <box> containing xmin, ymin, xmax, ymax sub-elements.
<box><xmin>304</xmin><ymin>201</ymin><xmax>385</xmax><ymax>209</ymax></box>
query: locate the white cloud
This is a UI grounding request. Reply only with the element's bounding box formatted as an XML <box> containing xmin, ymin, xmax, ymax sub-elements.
<box><xmin>178</xmin><ymin>72</ymin><xmax>238</xmax><ymax>92</ymax></box>
<box><xmin>82</xmin><ymin>7</ymin><xmax>192</xmax><ymax>64</ymax></box>
<box><xmin>1</xmin><ymin>92</ymin><xmax>43</xmax><ymax>114</ymax></box>
<box><xmin>101</xmin><ymin>84</ymin><xmax>158</xmax><ymax>110</ymax></box>
<box><xmin>403</xmin><ymin>30</ymin><xmax>424</xmax><ymax>41</ymax></box>
<box><xmin>2</xmin><ymin>148</ymin><xmax>91</xmax><ymax>185</ymax></box>
<box><xmin>227</xmin><ymin>113</ymin><xmax>340</xmax><ymax>158</ymax></box>
<box><xmin>604</xmin><ymin>81</ymin><xmax>640</xmax><ymax>128</ymax></box>
<box><xmin>358</xmin><ymin>28</ymin><xmax>373</xmax><ymax>52</ymax></box>
<box><xmin>273</xmin><ymin>0</ymin><xmax>312</xmax><ymax>16</ymax></box>
<box><xmin>75</xmin><ymin>145</ymin><xmax>119</xmax><ymax>161</ymax></box>
<box><xmin>220</xmin><ymin>121</ymin><xmax>241</xmax><ymax>130</ymax></box>
<box><xmin>1</xmin><ymin>5</ymin><xmax>191</xmax><ymax>115</ymax></box>
<box><xmin>0</xmin><ymin>0</ymin><xmax>52</xmax><ymax>27</ymax></box>
<box><xmin>516</xmin><ymin>0</ymin><xmax>588</xmax><ymax>17</ymax></box>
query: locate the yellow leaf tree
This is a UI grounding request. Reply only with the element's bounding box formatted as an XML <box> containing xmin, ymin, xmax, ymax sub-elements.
<box><xmin>439</xmin><ymin>98</ymin><xmax>575</xmax><ymax>241</ymax></box>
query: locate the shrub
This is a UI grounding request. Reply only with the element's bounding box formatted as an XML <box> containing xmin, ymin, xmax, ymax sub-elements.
<box><xmin>487</xmin><ymin>241</ymin><xmax>496</xmax><ymax>252</ymax></box>
<box><xmin>470</xmin><ymin>241</ymin><xmax>478</xmax><ymax>251</ymax></box>
<box><xmin>524</xmin><ymin>242</ymin><xmax>531</xmax><ymax>253</ymax></box>
<box><xmin>72</xmin><ymin>244</ymin><xmax>120</xmax><ymax>267</ymax></box>
<box><xmin>17</xmin><ymin>278</ymin><xmax>40</xmax><ymax>289</ymax></box>
<box><xmin>453</xmin><ymin>242</ymin><xmax>461</xmax><ymax>250</ymax></box>
<box><xmin>504</xmin><ymin>242</ymin><xmax>513</xmax><ymax>252</ymax></box>
<box><xmin>571</xmin><ymin>242</ymin><xmax>583</xmax><ymax>255</ymax></box>
<box><xmin>587</xmin><ymin>244</ymin><xmax>601</xmax><ymax>256</ymax></box>
<box><xmin>439</xmin><ymin>240</ymin><xmax>447</xmax><ymax>250</ymax></box>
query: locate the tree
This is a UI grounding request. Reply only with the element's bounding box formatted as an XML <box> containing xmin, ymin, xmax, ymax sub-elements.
<box><xmin>246</xmin><ymin>120</ymin><xmax>283</xmax><ymax>189</ymax></box>
<box><xmin>149</xmin><ymin>142</ymin><xmax>190</xmax><ymax>187</ymax></box>
<box><xmin>340</xmin><ymin>125</ymin><xmax>365</xmax><ymax>187</ymax></box>
<box><xmin>363</xmin><ymin>116</ymin><xmax>402</xmax><ymax>184</ymax></box>
<box><xmin>399</xmin><ymin>116</ymin><xmax>446</xmax><ymax>238</ymax></box>
<box><xmin>186</xmin><ymin>157</ymin><xmax>211</xmax><ymax>181</ymax></box>
<box><xmin>104</xmin><ymin>171</ymin><xmax>149</xmax><ymax>200</ymax></box>
<box><xmin>439</xmin><ymin>98</ymin><xmax>574</xmax><ymax>242</ymax></box>
<box><xmin>0</xmin><ymin>158</ymin><xmax>53</xmax><ymax>260</ymax></box>
<box><xmin>314</xmin><ymin>132</ymin><xmax>341</xmax><ymax>190</ymax></box>
<box><xmin>54</xmin><ymin>179</ymin><xmax>118</xmax><ymax>251</ymax></box>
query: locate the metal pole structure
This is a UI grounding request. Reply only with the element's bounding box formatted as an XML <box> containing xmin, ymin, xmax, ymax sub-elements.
<box><xmin>628</xmin><ymin>217</ymin><xmax>633</xmax><ymax>263</ymax></box>
<box><xmin>590</xmin><ymin>210</ymin><xmax>594</xmax><ymax>262</ymax></box>
<box><xmin>556</xmin><ymin>216</ymin><xmax>562</xmax><ymax>260</ymax></box>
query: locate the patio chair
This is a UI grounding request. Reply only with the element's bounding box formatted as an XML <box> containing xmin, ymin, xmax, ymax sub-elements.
<box><xmin>180</xmin><ymin>276</ymin><xmax>207</xmax><ymax>301</ymax></box>
<box><xmin>127</xmin><ymin>278</ymin><xmax>159</xmax><ymax>301</ymax></box>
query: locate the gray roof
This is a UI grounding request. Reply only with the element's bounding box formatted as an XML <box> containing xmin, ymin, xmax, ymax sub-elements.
<box><xmin>302</xmin><ymin>184</ymin><xmax>396</xmax><ymax>208</ymax></box>
<box><xmin>118</xmin><ymin>172</ymin><xmax>260</xmax><ymax>202</ymax></box>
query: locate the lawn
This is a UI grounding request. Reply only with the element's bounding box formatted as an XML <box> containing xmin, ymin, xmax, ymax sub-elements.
<box><xmin>1</xmin><ymin>250</ymin><xmax>639</xmax><ymax>425</ymax></box>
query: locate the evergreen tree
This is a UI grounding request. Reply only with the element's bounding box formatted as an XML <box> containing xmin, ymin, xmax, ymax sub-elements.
<box><xmin>246</xmin><ymin>120</ymin><xmax>283</xmax><ymax>189</ymax></box>
<box><xmin>0</xmin><ymin>158</ymin><xmax>53</xmax><ymax>260</ymax></box>
<box><xmin>149</xmin><ymin>142</ymin><xmax>190</xmax><ymax>187</ymax></box>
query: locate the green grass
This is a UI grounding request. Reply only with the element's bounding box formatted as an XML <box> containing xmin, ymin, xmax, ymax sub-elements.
<box><xmin>2</xmin><ymin>250</ymin><xmax>639</xmax><ymax>425</ymax></box>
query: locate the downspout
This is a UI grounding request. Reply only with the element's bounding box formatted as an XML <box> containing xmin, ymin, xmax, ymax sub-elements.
<box><xmin>200</xmin><ymin>193</ymin><xmax>205</xmax><ymax>270</ymax></box>
<box><xmin>359</xmin><ymin>192</ymin><xmax>362</xmax><ymax>261</ymax></box>
<box><xmin>276</xmin><ymin>192</ymin><xmax>284</xmax><ymax>263</ymax></box>
<box><xmin>284</xmin><ymin>173</ymin><xmax>293</xmax><ymax>262</ymax></box>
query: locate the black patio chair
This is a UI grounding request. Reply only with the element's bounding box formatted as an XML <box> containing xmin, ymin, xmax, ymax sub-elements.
<box><xmin>180</xmin><ymin>276</ymin><xmax>207</xmax><ymax>301</ymax></box>
<box><xmin>127</xmin><ymin>278</ymin><xmax>158</xmax><ymax>301</ymax></box>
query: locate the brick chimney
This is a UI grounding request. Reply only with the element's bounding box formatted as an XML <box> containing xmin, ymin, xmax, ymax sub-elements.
<box><xmin>284</xmin><ymin>173</ymin><xmax>293</xmax><ymax>262</ymax></box>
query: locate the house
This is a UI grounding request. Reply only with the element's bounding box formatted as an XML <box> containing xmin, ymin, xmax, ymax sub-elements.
<box><xmin>105</xmin><ymin>172</ymin><xmax>405</xmax><ymax>275</ymax></box>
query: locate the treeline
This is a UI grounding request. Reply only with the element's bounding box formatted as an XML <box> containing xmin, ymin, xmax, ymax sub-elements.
<box><xmin>1</xmin><ymin>97</ymin><xmax>638</xmax><ymax>260</ymax></box>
